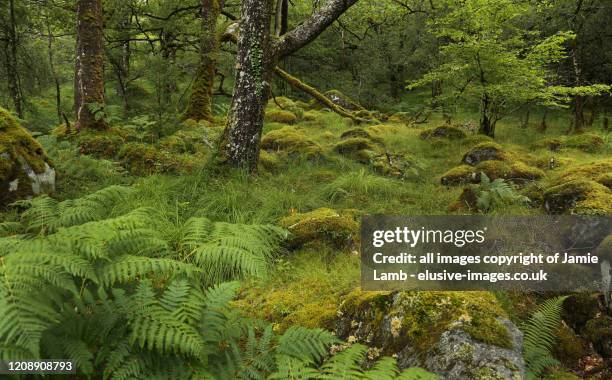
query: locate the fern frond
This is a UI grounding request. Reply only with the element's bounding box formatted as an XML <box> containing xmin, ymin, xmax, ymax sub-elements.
<box><xmin>277</xmin><ymin>326</ymin><xmax>339</xmax><ymax>363</ymax></box>
<box><xmin>319</xmin><ymin>344</ymin><xmax>367</xmax><ymax>379</ymax></box>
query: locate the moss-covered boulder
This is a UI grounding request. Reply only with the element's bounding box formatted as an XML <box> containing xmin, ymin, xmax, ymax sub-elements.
<box><xmin>553</xmin><ymin>324</ymin><xmax>589</xmax><ymax>368</ymax></box>
<box><xmin>117</xmin><ymin>142</ymin><xmax>200</xmax><ymax>175</ymax></box>
<box><xmin>370</xmin><ymin>153</ymin><xmax>421</xmax><ymax>180</ymax></box>
<box><xmin>543</xmin><ymin>179</ymin><xmax>612</xmax><ymax>215</ymax></box>
<box><xmin>562</xmin><ymin>293</ymin><xmax>600</xmax><ymax>331</ymax></box>
<box><xmin>265</xmin><ymin>109</ymin><xmax>298</xmax><ymax>124</ymax></box>
<box><xmin>260</xmin><ymin>126</ymin><xmax>323</xmax><ymax>160</ymax></box>
<box><xmin>441</xmin><ymin>161</ymin><xmax>544</xmax><ymax>186</ymax></box>
<box><xmin>462</xmin><ymin>142</ymin><xmax>505</xmax><ymax>165</ymax></box>
<box><xmin>340</xmin><ymin>127</ymin><xmax>380</xmax><ymax>142</ymax></box>
<box><xmin>583</xmin><ymin>316</ymin><xmax>612</xmax><ymax>357</ymax></box>
<box><xmin>279</xmin><ymin>208</ymin><xmax>359</xmax><ymax>249</ymax></box>
<box><xmin>565</xmin><ymin>133</ymin><xmax>605</xmax><ymax>153</ymax></box>
<box><xmin>552</xmin><ymin>160</ymin><xmax>612</xmax><ymax>185</ymax></box>
<box><xmin>336</xmin><ymin>290</ymin><xmax>524</xmax><ymax>379</ymax></box>
<box><xmin>310</xmin><ymin>90</ymin><xmax>366</xmax><ymax>112</ymax></box>
<box><xmin>258</xmin><ymin>150</ymin><xmax>281</xmax><ymax>172</ymax></box>
<box><xmin>333</xmin><ymin>137</ymin><xmax>381</xmax><ymax>163</ymax></box>
<box><xmin>78</xmin><ymin>133</ymin><xmax>124</xmax><ymax>158</ymax></box>
<box><xmin>0</xmin><ymin>108</ymin><xmax>55</xmax><ymax>206</ymax></box>
<box><xmin>532</xmin><ymin>138</ymin><xmax>564</xmax><ymax>152</ymax></box>
<box><xmin>420</xmin><ymin>126</ymin><xmax>467</xmax><ymax>140</ymax></box>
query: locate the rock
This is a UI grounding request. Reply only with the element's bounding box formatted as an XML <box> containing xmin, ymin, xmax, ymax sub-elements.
<box><xmin>0</xmin><ymin>107</ymin><xmax>55</xmax><ymax>206</ymax></box>
<box><xmin>323</xmin><ymin>90</ymin><xmax>366</xmax><ymax>111</ymax></box>
<box><xmin>420</xmin><ymin>126</ymin><xmax>467</xmax><ymax>140</ymax></box>
<box><xmin>441</xmin><ymin>161</ymin><xmax>544</xmax><ymax>187</ymax></box>
<box><xmin>423</xmin><ymin>319</ymin><xmax>524</xmax><ymax>380</ymax></box>
<box><xmin>279</xmin><ymin>208</ymin><xmax>359</xmax><ymax>249</ymax></box>
<box><xmin>583</xmin><ymin>316</ymin><xmax>612</xmax><ymax>358</ymax></box>
<box><xmin>543</xmin><ymin>179</ymin><xmax>612</xmax><ymax>215</ymax></box>
<box><xmin>335</xmin><ymin>290</ymin><xmax>524</xmax><ymax>379</ymax></box>
<box><xmin>462</xmin><ymin>142</ymin><xmax>505</xmax><ymax>165</ymax></box>
<box><xmin>260</xmin><ymin>126</ymin><xmax>323</xmax><ymax>160</ymax></box>
<box><xmin>265</xmin><ymin>109</ymin><xmax>298</xmax><ymax>124</ymax></box>
<box><xmin>553</xmin><ymin>323</ymin><xmax>589</xmax><ymax>368</ymax></box>
<box><xmin>552</xmin><ymin>160</ymin><xmax>612</xmax><ymax>186</ymax></box>
<box><xmin>340</xmin><ymin>128</ymin><xmax>378</xmax><ymax>142</ymax></box>
<box><xmin>370</xmin><ymin>153</ymin><xmax>420</xmax><ymax>180</ymax></box>
<box><xmin>333</xmin><ymin>137</ymin><xmax>380</xmax><ymax>162</ymax></box>
<box><xmin>532</xmin><ymin>138</ymin><xmax>564</xmax><ymax>152</ymax></box>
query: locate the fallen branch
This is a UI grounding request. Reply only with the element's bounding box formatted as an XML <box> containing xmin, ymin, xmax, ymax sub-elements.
<box><xmin>272</xmin><ymin>66</ymin><xmax>370</xmax><ymax>124</ymax></box>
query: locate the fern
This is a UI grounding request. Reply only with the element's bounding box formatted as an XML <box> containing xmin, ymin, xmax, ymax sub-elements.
<box><xmin>475</xmin><ymin>173</ymin><xmax>529</xmax><ymax>212</ymax></box>
<box><xmin>522</xmin><ymin>296</ymin><xmax>568</xmax><ymax>380</ymax></box>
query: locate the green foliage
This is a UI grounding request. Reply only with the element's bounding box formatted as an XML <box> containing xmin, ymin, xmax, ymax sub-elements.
<box><xmin>522</xmin><ymin>296</ymin><xmax>568</xmax><ymax>380</ymax></box>
<box><xmin>474</xmin><ymin>174</ymin><xmax>529</xmax><ymax>212</ymax></box>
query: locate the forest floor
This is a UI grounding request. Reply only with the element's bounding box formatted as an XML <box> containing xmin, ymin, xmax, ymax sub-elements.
<box><xmin>9</xmin><ymin>98</ymin><xmax>611</xmax><ymax>378</ymax></box>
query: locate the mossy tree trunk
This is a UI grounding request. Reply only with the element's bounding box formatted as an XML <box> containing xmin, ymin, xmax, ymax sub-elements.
<box><xmin>219</xmin><ymin>0</ymin><xmax>359</xmax><ymax>171</ymax></box>
<box><xmin>478</xmin><ymin>94</ymin><xmax>495</xmax><ymax>137</ymax></box>
<box><xmin>74</xmin><ymin>0</ymin><xmax>106</xmax><ymax>130</ymax></box>
<box><xmin>4</xmin><ymin>0</ymin><xmax>23</xmax><ymax>118</ymax></box>
<box><xmin>183</xmin><ymin>0</ymin><xmax>224</xmax><ymax>122</ymax></box>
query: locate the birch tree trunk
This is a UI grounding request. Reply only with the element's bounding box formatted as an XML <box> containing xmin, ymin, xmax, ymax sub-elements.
<box><xmin>5</xmin><ymin>0</ymin><xmax>23</xmax><ymax>118</ymax></box>
<box><xmin>74</xmin><ymin>0</ymin><xmax>106</xmax><ymax>130</ymax></box>
<box><xmin>183</xmin><ymin>0</ymin><xmax>224</xmax><ymax>122</ymax></box>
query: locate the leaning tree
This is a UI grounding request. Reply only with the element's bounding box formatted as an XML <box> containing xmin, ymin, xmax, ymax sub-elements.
<box><xmin>217</xmin><ymin>0</ymin><xmax>360</xmax><ymax>171</ymax></box>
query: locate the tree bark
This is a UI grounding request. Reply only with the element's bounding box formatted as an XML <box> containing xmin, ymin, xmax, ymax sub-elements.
<box><xmin>46</xmin><ymin>15</ymin><xmax>62</xmax><ymax>124</ymax></box>
<box><xmin>183</xmin><ymin>0</ymin><xmax>224</xmax><ymax>122</ymax></box>
<box><xmin>218</xmin><ymin>0</ymin><xmax>274</xmax><ymax>171</ymax></box>
<box><xmin>5</xmin><ymin>0</ymin><xmax>23</xmax><ymax>118</ymax></box>
<box><xmin>478</xmin><ymin>94</ymin><xmax>495</xmax><ymax>137</ymax></box>
<box><xmin>218</xmin><ymin>0</ymin><xmax>360</xmax><ymax>171</ymax></box>
<box><xmin>74</xmin><ymin>0</ymin><xmax>106</xmax><ymax>130</ymax></box>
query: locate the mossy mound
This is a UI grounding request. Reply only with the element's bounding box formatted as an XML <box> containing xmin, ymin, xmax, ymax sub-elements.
<box><xmin>0</xmin><ymin>107</ymin><xmax>55</xmax><ymax>206</ymax></box>
<box><xmin>543</xmin><ymin>179</ymin><xmax>612</xmax><ymax>215</ymax></box>
<box><xmin>441</xmin><ymin>161</ymin><xmax>543</xmax><ymax>186</ymax></box>
<box><xmin>265</xmin><ymin>109</ymin><xmax>298</xmax><ymax>124</ymax></box>
<box><xmin>302</xmin><ymin>110</ymin><xmax>322</xmax><ymax>122</ymax></box>
<box><xmin>260</xmin><ymin>126</ymin><xmax>323</xmax><ymax>160</ymax></box>
<box><xmin>462</xmin><ymin>142</ymin><xmax>505</xmax><ymax>165</ymax></box>
<box><xmin>258</xmin><ymin>150</ymin><xmax>281</xmax><ymax>172</ymax></box>
<box><xmin>336</xmin><ymin>290</ymin><xmax>523</xmax><ymax>377</ymax></box>
<box><xmin>333</xmin><ymin>137</ymin><xmax>380</xmax><ymax>162</ymax></box>
<box><xmin>77</xmin><ymin>133</ymin><xmax>124</xmax><ymax>158</ymax></box>
<box><xmin>449</xmin><ymin>187</ymin><xmax>479</xmax><ymax>212</ymax></box>
<box><xmin>583</xmin><ymin>316</ymin><xmax>612</xmax><ymax>357</ymax></box>
<box><xmin>565</xmin><ymin>133</ymin><xmax>605</xmax><ymax>153</ymax></box>
<box><xmin>551</xmin><ymin>160</ymin><xmax>612</xmax><ymax>186</ymax></box>
<box><xmin>279</xmin><ymin>208</ymin><xmax>359</xmax><ymax>249</ymax></box>
<box><xmin>543</xmin><ymin>369</ymin><xmax>581</xmax><ymax>380</ymax></box>
<box><xmin>420</xmin><ymin>126</ymin><xmax>467</xmax><ymax>140</ymax></box>
<box><xmin>370</xmin><ymin>153</ymin><xmax>421</xmax><ymax>180</ymax></box>
<box><xmin>562</xmin><ymin>293</ymin><xmax>600</xmax><ymax>331</ymax></box>
<box><xmin>387</xmin><ymin>112</ymin><xmax>412</xmax><ymax>124</ymax></box>
<box><xmin>117</xmin><ymin>142</ymin><xmax>200</xmax><ymax>175</ymax></box>
<box><xmin>340</xmin><ymin>127</ymin><xmax>380</xmax><ymax>142</ymax></box>
<box><xmin>533</xmin><ymin>133</ymin><xmax>605</xmax><ymax>153</ymax></box>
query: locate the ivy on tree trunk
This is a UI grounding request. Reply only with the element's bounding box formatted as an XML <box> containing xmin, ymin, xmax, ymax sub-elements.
<box><xmin>74</xmin><ymin>0</ymin><xmax>106</xmax><ymax>130</ymax></box>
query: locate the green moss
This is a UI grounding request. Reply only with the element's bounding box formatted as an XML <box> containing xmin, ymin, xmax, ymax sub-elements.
<box><xmin>265</xmin><ymin>109</ymin><xmax>298</xmax><ymax>124</ymax></box>
<box><xmin>552</xmin><ymin>324</ymin><xmax>588</xmax><ymax>368</ymax></box>
<box><xmin>552</xmin><ymin>159</ymin><xmax>612</xmax><ymax>185</ymax></box>
<box><xmin>565</xmin><ymin>133</ymin><xmax>604</xmax><ymax>153</ymax></box>
<box><xmin>117</xmin><ymin>142</ymin><xmax>202</xmax><ymax>175</ymax></box>
<box><xmin>543</xmin><ymin>369</ymin><xmax>580</xmax><ymax>380</ymax></box>
<box><xmin>596</xmin><ymin>172</ymin><xmax>612</xmax><ymax>188</ymax></box>
<box><xmin>0</xmin><ymin>107</ymin><xmax>49</xmax><ymax>182</ymax></box>
<box><xmin>462</xmin><ymin>142</ymin><xmax>506</xmax><ymax>165</ymax></box>
<box><xmin>543</xmin><ymin>179</ymin><xmax>612</xmax><ymax>215</ymax></box>
<box><xmin>333</xmin><ymin>138</ymin><xmax>381</xmax><ymax>162</ymax></box>
<box><xmin>302</xmin><ymin>110</ymin><xmax>322</xmax><ymax>122</ymax></box>
<box><xmin>158</xmin><ymin>135</ymin><xmax>189</xmax><ymax>154</ymax></box>
<box><xmin>77</xmin><ymin>133</ymin><xmax>123</xmax><ymax>158</ymax></box>
<box><xmin>596</xmin><ymin>235</ymin><xmax>612</xmax><ymax>262</ymax></box>
<box><xmin>260</xmin><ymin>126</ymin><xmax>323</xmax><ymax>160</ymax></box>
<box><xmin>583</xmin><ymin>316</ymin><xmax>612</xmax><ymax>357</ymax></box>
<box><xmin>322</xmin><ymin>89</ymin><xmax>366</xmax><ymax>111</ymax></box>
<box><xmin>339</xmin><ymin>290</ymin><xmax>511</xmax><ymax>357</ymax></box>
<box><xmin>279</xmin><ymin>208</ymin><xmax>359</xmax><ymax>249</ymax></box>
<box><xmin>258</xmin><ymin>150</ymin><xmax>281</xmax><ymax>172</ymax></box>
<box><xmin>441</xmin><ymin>165</ymin><xmax>478</xmax><ymax>186</ymax></box>
<box><xmin>420</xmin><ymin>126</ymin><xmax>467</xmax><ymax>140</ymax></box>
<box><xmin>532</xmin><ymin>138</ymin><xmax>564</xmax><ymax>151</ymax></box>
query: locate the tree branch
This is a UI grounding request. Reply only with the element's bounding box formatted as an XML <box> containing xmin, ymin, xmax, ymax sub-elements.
<box><xmin>272</xmin><ymin>0</ymin><xmax>360</xmax><ymax>59</ymax></box>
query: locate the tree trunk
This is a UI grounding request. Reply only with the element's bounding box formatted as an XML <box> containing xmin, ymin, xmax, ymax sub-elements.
<box><xmin>46</xmin><ymin>15</ymin><xmax>62</xmax><ymax>124</ymax></box>
<box><xmin>218</xmin><ymin>0</ymin><xmax>274</xmax><ymax>171</ymax></box>
<box><xmin>570</xmin><ymin>40</ymin><xmax>585</xmax><ymax>133</ymax></box>
<box><xmin>478</xmin><ymin>94</ymin><xmax>494</xmax><ymax>137</ymax></box>
<box><xmin>5</xmin><ymin>0</ymin><xmax>23</xmax><ymax>118</ymax></box>
<box><xmin>74</xmin><ymin>0</ymin><xmax>106</xmax><ymax>130</ymax></box>
<box><xmin>183</xmin><ymin>0</ymin><xmax>224</xmax><ymax>122</ymax></box>
<box><xmin>218</xmin><ymin>0</ymin><xmax>360</xmax><ymax>171</ymax></box>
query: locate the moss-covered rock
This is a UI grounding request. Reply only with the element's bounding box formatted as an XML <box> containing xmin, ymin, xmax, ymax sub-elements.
<box><xmin>370</xmin><ymin>153</ymin><xmax>421</xmax><ymax>180</ymax></box>
<box><xmin>462</xmin><ymin>142</ymin><xmax>505</xmax><ymax>165</ymax></box>
<box><xmin>552</xmin><ymin>160</ymin><xmax>612</xmax><ymax>185</ymax></box>
<box><xmin>279</xmin><ymin>208</ymin><xmax>359</xmax><ymax>249</ymax></box>
<box><xmin>117</xmin><ymin>142</ymin><xmax>200</xmax><ymax>175</ymax></box>
<box><xmin>387</xmin><ymin>112</ymin><xmax>412</xmax><ymax>125</ymax></box>
<box><xmin>583</xmin><ymin>316</ymin><xmax>612</xmax><ymax>357</ymax></box>
<box><xmin>561</xmin><ymin>293</ymin><xmax>600</xmax><ymax>332</ymax></box>
<box><xmin>543</xmin><ymin>368</ymin><xmax>581</xmax><ymax>380</ymax></box>
<box><xmin>0</xmin><ymin>107</ymin><xmax>55</xmax><ymax>206</ymax></box>
<box><xmin>333</xmin><ymin>137</ymin><xmax>381</xmax><ymax>162</ymax></box>
<box><xmin>420</xmin><ymin>126</ymin><xmax>467</xmax><ymax>140</ymax></box>
<box><xmin>336</xmin><ymin>290</ymin><xmax>524</xmax><ymax>378</ymax></box>
<box><xmin>340</xmin><ymin>127</ymin><xmax>379</xmax><ymax>142</ymax></box>
<box><xmin>302</xmin><ymin>110</ymin><xmax>322</xmax><ymax>122</ymax></box>
<box><xmin>441</xmin><ymin>161</ymin><xmax>544</xmax><ymax>187</ymax></box>
<box><xmin>77</xmin><ymin>133</ymin><xmax>123</xmax><ymax>158</ymax></box>
<box><xmin>565</xmin><ymin>133</ymin><xmax>605</xmax><ymax>153</ymax></box>
<box><xmin>449</xmin><ymin>187</ymin><xmax>479</xmax><ymax>212</ymax></box>
<box><xmin>265</xmin><ymin>109</ymin><xmax>298</xmax><ymax>124</ymax></box>
<box><xmin>260</xmin><ymin>126</ymin><xmax>323</xmax><ymax>160</ymax></box>
<box><xmin>532</xmin><ymin>138</ymin><xmax>564</xmax><ymax>152</ymax></box>
<box><xmin>321</xmin><ymin>89</ymin><xmax>366</xmax><ymax>111</ymax></box>
<box><xmin>543</xmin><ymin>179</ymin><xmax>612</xmax><ymax>215</ymax></box>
